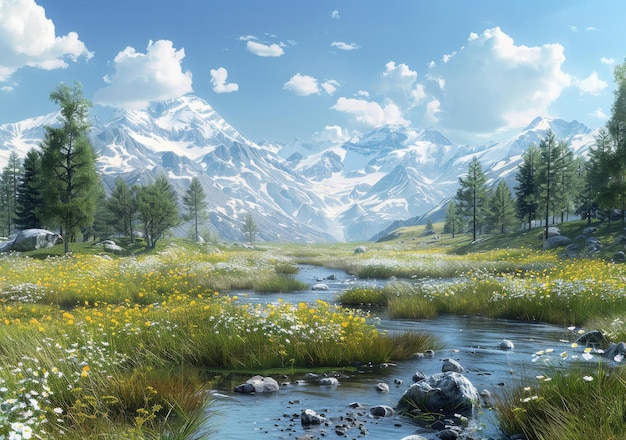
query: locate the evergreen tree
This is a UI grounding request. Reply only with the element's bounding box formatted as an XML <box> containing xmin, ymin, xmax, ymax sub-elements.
<box><xmin>107</xmin><ymin>177</ymin><xmax>138</xmax><ymax>238</ymax></box>
<box><xmin>456</xmin><ymin>156</ymin><xmax>488</xmax><ymax>241</ymax></box>
<box><xmin>553</xmin><ymin>139</ymin><xmax>576</xmax><ymax>223</ymax></box>
<box><xmin>515</xmin><ymin>145</ymin><xmax>539</xmax><ymax>231</ymax></box>
<box><xmin>487</xmin><ymin>180</ymin><xmax>517</xmax><ymax>234</ymax></box>
<box><xmin>39</xmin><ymin>82</ymin><xmax>100</xmax><ymax>253</ymax></box>
<box><xmin>81</xmin><ymin>183</ymin><xmax>115</xmax><ymax>241</ymax></box>
<box><xmin>605</xmin><ymin>60</ymin><xmax>626</xmax><ymax>225</ymax></box>
<box><xmin>136</xmin><ymin>175</ymin><xmax>180</xmax><ymax>249</ymax></box>
<box><xmin>243</xmin><ymin>213</ymin><xmax>257</xmax><ymax>243</ymax></box>
<box><xmin>443</xmin><ymin>200</ymin><xmax>462</xmax><ymax>238</ymax></box>
<box><xmin>0</xmin><ymin>152</ymin><xmax>21</xmax><ymax>235</ymax></box>
<box><xmin>536</xmin><ymin>131</ymin><xmax>568</xmax><ymax>239</ymax></box>
<box><xmin>182</xmin><ymin>176</ymin><xmax>208</xmax><ymax>242</ymax></box>
<box><xmin>586</xmin><ymin>129</ymin><xmax>615</xmax><ymax>224</ymax></box>
<box><xmin>15</xmin><ymin>149</ymin><xmax>44</xmax><ymax>230</ymax></box>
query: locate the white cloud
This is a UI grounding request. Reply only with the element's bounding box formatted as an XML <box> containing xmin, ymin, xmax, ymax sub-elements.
<box><xmin>330</xmin><ymin>10</ymin><xmax>340</xmax><ymax>19</ymax></box>
<box><xmin>210</xmin><ymin>67</ymin><xmax>238</xmax><ymax>93</ymax></box>
<box><xmin>312</xmin><ymin>125</ymin><xmax>350</xmax><ymax>143</ymax></box>
<box><xmin>601</xmin><ymin>57</ymin><xmax>615</xmax><ymax>65</ymax></box>
<box><xmin>356</xmin><ymin>90</ymin><xmax>370</xmax><ymax>98</ymax></box>
<box><xmin>332</xmin><ymin>97</ymin><xmax>409</xmax><ymax>128</ymax></box>
<box><xmin>426</xmin><ymin>27</ymin><xmax>571</xmax><ymax>136</ymax></box>
<box><xmin>94</xmin><ymin>40</ymin><xmax>193</xmax><ymax>109</ymax></box>
<box><xmin>331</xmin><ymin>41</ymin><xmax>360</xmax><ymax>51</ymax></box>
<box><xmin>424</xmin><ymin>99</ymin><xmax>441</xmax><ymax>125</ymax></box>
<box><xmin>0</xmin><ymin>0</ymin><xmax>92</xmax><ymax>82</ymax></box>
<box><xmin>380</xmin><ymin>61</ymin><xmax>427</xmax><ymax>109</ymax></box>
<box><xmin>284</xmin><ymin>74</ymin><xmax>338</xmax><ymax>96</ymax></box>
<box><xmin>284</xmin><ymin>73</ymin><xmax>319</xmax><ymax>96</ymax></box>
<box><xmin>589</xmin><ymin>108</ymin><xmax>608</xmax><ymax>119</ymax></box>
<box><xmin>577</xmin><ymin>71</ymin><xmax>607</xmax><ymax>95</ymax></box>
<box><xmin>246</xmin><ymin>40</ymin><xmax>284</xmax><ymax>57</ymax></box>
<box><xmin>321</xmin><ymin>79</ymin><xmax>340</xmax><ymax>95</ymax></box>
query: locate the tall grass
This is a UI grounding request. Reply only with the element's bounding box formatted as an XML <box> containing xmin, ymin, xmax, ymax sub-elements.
<box><xmin>497</xmin><ymin>365</ymin><xmax>626</xmax><ymax>440</ymax></box>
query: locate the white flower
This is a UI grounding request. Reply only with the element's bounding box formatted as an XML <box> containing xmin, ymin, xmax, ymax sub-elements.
<box><xmin>583</xmin><ymin>375</ymin><xmax>594</xmax><ymax>382</ymax></box>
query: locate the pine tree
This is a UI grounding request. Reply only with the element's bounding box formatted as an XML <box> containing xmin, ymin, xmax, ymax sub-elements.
<box><xmin>443</xmin><ymin>200</ymin><xmax>462</xmax><ymax>238</ymax></box>
<box><xmin>107</xmin><ymin>177</ymin><xmax>138</xmax><ymax>238</ymax></box>
<box><xmin>515</xmin><ymin>145</ymin><xmax>539</xmax><ymax>231</ymax></box>
<box><xmin>243</xmin><ymin>213</ymin><xmax>257</xmax><ymax>243</ymax></box>
<box><xmin>15</xmin><ymin>148</ymin><xmax>44</xmax><ymax>230</ymax></box>
<box><xmin>536</xmin><ymin>131</ymin><xmax>567</xmax><ymax>239</ymax></box>
<box><xmin>182</xmin><ymin>176</ymin><xmax>208</xmax><ymax>242</ymax></box>
<box><xmin>456</xmin><ymin>156</ymin><xmax>488</xmax><ymax>241</ymax></box>
<box><xmin>136</xmin><ymin>175</ymin><xmax>180</xmax><ymax>249</ymax></box>
<box><xmin>487</xmin><ymin>180</ymin><xmax>517</xmax><ymax>234</ymax></box>
<box><xmin>0</xmin><ymin>152</ymin><xmax>21</xmax><ymax>235</ymax></box>
<box><xmin>39</xmin><ymin>82</ymin><xmax>100</xmax><ymax>253</ymax></box>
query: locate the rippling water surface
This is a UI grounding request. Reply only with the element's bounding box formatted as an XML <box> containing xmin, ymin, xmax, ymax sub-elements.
<box><xmin>202</xmin><ymin>265</ymin><xmax>577</xmax><ymax>440</ymax></box>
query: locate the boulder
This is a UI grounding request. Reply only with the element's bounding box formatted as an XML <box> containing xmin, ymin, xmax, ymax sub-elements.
<box><xmin>319</xmin><ymin>377</ymin><xmax>339</xmax><ymax>386</ymax></box>
<box><xmin>301</xmin><ymin>409</ymin><xmax>325</xmax><ymax>426</ymax></box>
<box><xmin>575</xmin><ymin>330</ymin><xmax>607</xmax><ymax>347</ymax></box>
<box><xmin>498</xmin><ymin>339</ymin><xmax>515</xmax><ymax>350</ymax></box>
<box><xmin>397</xmin><ymin>372</ymin><xmax>479</xmax><ymax>416</ymax></box>
<box><xmin>583</xmin><ymin>226</ymin><xmax>598</xmax><ymax>236</ymax></box>
<box><xmin>542</xmin><ymin>235</ymin><xmax>571</xmax><ymax>250</ymax></box>
<box><xmin>375</xmin><ymin>382</ymin><xmax>390</xmax><ymax>392</ymax></box>
<box><xmin>0</xmin><ymin>229</ymin><xmax>62</xmax><ymax>253</ymax></box>
<box><xmin>354</xmin><ymin>246</ymin><xmax>366</xmax><ymax>254</ymax></box>
<box><xmin>234</xmin><ymin>375</ymin><xmax>279</xmax><ymax>393</ymax></box>
<box><xmin>603</xmin><ymin>342</ymin><xmax>626</xmax><ymax>362</ymax></box>
<box><xmin>547</xmin><ymin>226</ymin><xmax>561</xmax><ymax>238</ymax></box>
<box><xmin>311</xmin><ymin>283</ymin><xmax>329</xmax><ymax>291</ymax></box>
<box><xmin>442</xmin><ymin>358</ymin><xmax>464</xmax><ymax>373</ymax></box>
<box><xmin>370</xmin><ymin>405</ymin><xmax>395</xmax><ymax>417</ymax></box>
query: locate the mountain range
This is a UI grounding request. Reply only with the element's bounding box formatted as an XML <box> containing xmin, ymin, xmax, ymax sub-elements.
<box><xmin>0</xmin><ymin>95</ymin><xmax>599</xmax><ymax>242</ymax></box>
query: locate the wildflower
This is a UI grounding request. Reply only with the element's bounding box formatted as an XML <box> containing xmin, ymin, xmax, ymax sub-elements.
<box><xmin>582</xmin><ymin>375</ymin><xmax>593</xmax><ymax>382</ymax></box>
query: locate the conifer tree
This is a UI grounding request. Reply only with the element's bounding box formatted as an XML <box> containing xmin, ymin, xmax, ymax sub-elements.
<box><xmin>15</xmin><ymin>148</ymin><xmax>44</xmax><ymax>230</ymax></box>
<box><xmin>39</xmin><ymin>82</ymin><xmax>100</xmax><ymax>253</ymax></box>
<box><xmin>515</xmin><ymin>145</ymin><xmax>539</xmax><ymax>231</ymax></box>
<box><xmin>182</xmin><ymin>176</ymin><xmax>208</xmax><ymax>242</ymax></box>
<box><xmin>456</xmin><ymin>156</ymin><xmax>488</xmax><ymax>241</ymax></box>
<box><xmin>0</xmin><ymin>152</ymin><xmax>21</xmax><ymax>235</ymax></box>
<box><xmin>487</xmin><ymin>180</ymin><xmax>517</xmax><ymax>234</ymax></box>
<box><xmin>136</xmin><ymin>175</ymin><xmax>180</xmax><ymax>249</ymax></box>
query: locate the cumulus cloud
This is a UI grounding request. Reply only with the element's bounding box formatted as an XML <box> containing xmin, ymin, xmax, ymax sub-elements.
<box><xmin>332</xmin><ymin>97</ymin><xmax>409</xmax><ymax>128</ymax></box>
<box><xmin>241</xmin><ymin>36</ymin><xmax>285</xmax><ymax>57</ymax></box>
<box><xmin>330</xmin><ymin>10</ymin><xmax>340</xmax><ymax>19</ymax></box>
<box><xmin>380</xmin><ymin>61</ymin><xmax>427</xmax><ymax>109</ymax></box>
<box><xmin>426</xmin><ymin>27</ymin><xmax>572</xmax><ymax>137</ymax></box>
<box><xmin>321</xmin><ymin>79</ymin><xmax>340</xmax><ymax>95</ymax></box>
<box><xmin>210</xmin><ymin>67</ymin><xmax>238</xmax><ymax>93</ymax></box>
<box><xmin>94</xmin><ymin>40</ymin><xmax>193</xmax><ymax>109</ymax></box>
<box><xmin>589</xmin><ymin>108</ymin><xmax>608</xmax><ymax>119</ymax></box>
<box><xmin>312</xmin><ymin>125</ymin><xmax>350</xmax><ymax>143</ymax></box>
<box><xmin>284</xmin><ymin>73</ymin><xmax>319</xmax><ymax>96</ymax></box>
<box><xmin>601</xmin><ymin>57</ymin><xmax>615</xmax><ymax>65</ymax></box>
<box><xmin>284</xmin><ymin>73</ymin><xmax>338</xmax><ymax>96</ymax></box>
<box><xmin>0</xmin><ymin>0</ymin><xmax>92</xmax><ymax>82</ymax></box>
<box><xmin>331</xmin><ymin>41</ymin><xmax>360</xmax><ymax>51</ymax></box>
<box><xmin>577</xmin><ymin>71</ymin><xmax>607</xmax><ymax>95</ymax></box>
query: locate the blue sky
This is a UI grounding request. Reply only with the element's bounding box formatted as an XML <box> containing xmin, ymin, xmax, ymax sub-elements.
<box><xmin>0</xmin><ymin>0</ymin><xmax>624</xmax><ymax>145</ymax></box>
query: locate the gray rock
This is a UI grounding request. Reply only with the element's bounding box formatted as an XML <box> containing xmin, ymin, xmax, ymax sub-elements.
<box><xmin>542</xmin><ymin>235</ymin><xmax>571</xmax><ymax>250</ymax></box>
<box><xmin>413</xmin><ymin>371</ymin><xmax>427</xmax><ymax>382</ymax></box>
<box><xmin>397</xmin><ymin>371</ymin><xmax>479</xmax><ymax>415</ymax></box>
<box><xmin>583</xmin><ymin>226</ymin><xmax>598</xmax><ymax>236</ymax></box>
<box><xmin>547</xmin><ymin>226</ymin><xmax>561</xmax><ymax>237</ymax></box>
<box><xmin>603</xmin><ymin>342</ymin><xmax>626</xmax><ymax>361</ymax></box>
<box><xmin>300</xmin><ymin>409</ymin><xmax>325</xmax><ymax>425</ymax></box>
<box><xmin>375</xmin><ymin>382</ymin><xmax>390</xmax><ymax>392</ymax></box>
<box><xmin>0</xmin><ymin>229</ymin><xmax>63</xmax><ymax>253</ymax></box>
<box><xmin>576</xmin><ymin>330</ymin><xmax>607</xmax><ymax>347</ymax></box>
<box><xmin>354</xmin><ymin>246</ymin><xmax>366</xmax><ymax>254</ymax></box>
<box><xmin>234</xmin><ymin>375</ymin><xmax>279</xmax><ymax>393</ymax></box>
<box><xmin>614</xmin><ymin>251</ymin><xmax>626</xmax><ymax>262</ymax></box>
<box><xmin>320</xmin><ymin>377</ymin><xmax>339</xmax><ymax>386</ymax></box>
<box><xmin>370</xmin><ymin>405</ymin><xmax>395</xmax><ymax>417</ymax></box>
<box><xmin>442</xmin><ymin>358</ymin><xmax>464</xmax><ymax>373</ymax></box>
<box><xmin>311</xmin><ymin>283</ymin><xmax>328</xmax><ymax>290</ymax></box>
<box><xmin>401</xmin><ymin>436</ymin><xmax>428</xmax><ymax>440</ymax></box>
<box><xmin>439</xmin><ymin>428</ymin><xmax>460</xmax><ymax>440</ymax></box>
<box><xmin>499</xmin><ymin>339</ymin><xmax>514</xmax><ymax>350</ymax></box>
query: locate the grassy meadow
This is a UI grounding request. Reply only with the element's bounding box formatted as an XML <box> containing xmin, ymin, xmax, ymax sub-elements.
<box><xmin>1</xmin><ymin>219</ymin><xmax>625</xmax><ymax>439</ymax></box>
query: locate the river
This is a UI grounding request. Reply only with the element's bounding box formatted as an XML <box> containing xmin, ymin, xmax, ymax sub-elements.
<box><xmin>201</xmin><ymin>265</ymin><xmax>587</xmax><ymax>440</ymax></box>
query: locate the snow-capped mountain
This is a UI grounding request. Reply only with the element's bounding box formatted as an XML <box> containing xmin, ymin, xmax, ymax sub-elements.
<box><xmin>0</xmin><ymin>95</ymin><xmax>599</xmax><ymax>242</ymax></box>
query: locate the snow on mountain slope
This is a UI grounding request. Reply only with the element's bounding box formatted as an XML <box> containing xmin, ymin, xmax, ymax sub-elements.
<box><xmin>0</xmin><ymin>95</ymin><xmax>598</xmax><ymax>242</ymax></box>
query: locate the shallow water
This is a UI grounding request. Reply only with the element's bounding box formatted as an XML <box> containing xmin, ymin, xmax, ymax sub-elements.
<box><xmin>202</xmin><ymin>265</ymin><xmax>583</xmax><ymax>440</ymax></box>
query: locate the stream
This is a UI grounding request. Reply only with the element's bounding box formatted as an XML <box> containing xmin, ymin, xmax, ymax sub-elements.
<box><xmin>201</xmin><ymin>265</ymin><xmax>586</xmax><ymax>440</ymax></box>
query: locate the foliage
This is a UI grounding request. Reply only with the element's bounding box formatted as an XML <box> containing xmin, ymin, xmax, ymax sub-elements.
<box><xmin>487</xmin><ymin>180</ymin><xmax>517</xmax><ymax>233</ymax></box>
<box><xmin>515</xmin><ymin>145</ymin><xmax>540</xmax><ymax>230</ymax></box>
<box><xmin>136</xmin><ymin>175</ymin><xmax>180</xmax><ymax>249</ymax></box>
<box><xmin>107</xmin><ymin>177</ymin><xmax>139</xmax><ymax>239</ymax></box>
<box><xmin>39</xmin><ymin>82</ymin><xmax>101</xmax><ymax>253</ymax></box>
<box><xmin>182</xmin><ymin>177</ymin><xmax>208</xmax><ymax>243</ymax></box>
<box><xmin>456</xmin><ymin>156</ymin><xmax>488</xmax><ymax>241</ymax></box>
<box><xmin>0</xmin><ymin>152</ymin><xmax>21</xmax><ymax>236</ymax></box>
<box><xmin>242</xmin><ymin>213</ymin><xmax>257</xmax><ymax>243</ymax></box>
